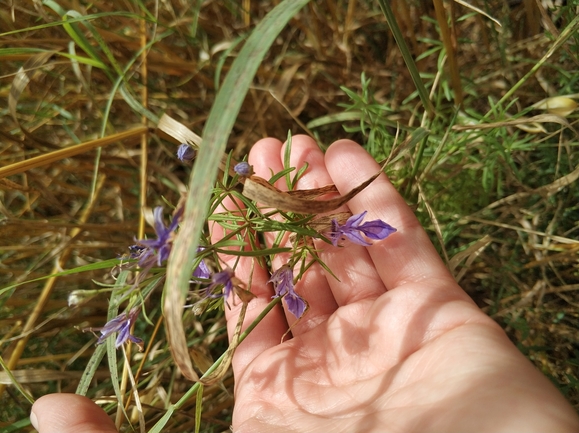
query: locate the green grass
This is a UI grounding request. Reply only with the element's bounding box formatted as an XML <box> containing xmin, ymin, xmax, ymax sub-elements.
<box><xmin>1</xmin><ymin>0</ymin><xmax>578</xmax><ymax>431</ymax></box>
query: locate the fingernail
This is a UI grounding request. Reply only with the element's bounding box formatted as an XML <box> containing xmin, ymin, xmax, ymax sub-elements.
<box><xmin>30</xmin><ymin>410</ymin><xmax>39</xmax><ymax>431</ymax></box>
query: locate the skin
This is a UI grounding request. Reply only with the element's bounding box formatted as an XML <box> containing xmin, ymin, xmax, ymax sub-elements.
<box><xmin>31</xmin><ymin>136</ymin><xmax>579</xmax><ymax>433</ymax></box>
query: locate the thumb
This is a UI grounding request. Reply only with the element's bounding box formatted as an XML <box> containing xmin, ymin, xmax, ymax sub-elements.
<box><xmin>31</xmin><ymin>394</ymin><xmax>117</xmax><ymax>433</ymax></box>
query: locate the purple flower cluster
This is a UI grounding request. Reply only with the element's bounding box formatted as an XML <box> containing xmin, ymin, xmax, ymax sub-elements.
<box><xmin>96</xmin><ymin>307</ymin><xmax>144</xmax><ymax>351</ymax></box>
<box><xmin>129</xmin><ymin>207</ymin><xmax>210</xmax><ymax>279</ymax></box>
<box><xmin>268</xmin><ymin>265</ymin><xmax>306</xmax><ymax>319</ymax></box>
<box><xmin>131</xmin><ymin>206</ymin><xmax>183</xmax><ymax>268</ymax></box>
<box><xmin>204</xmin><ymin>268</ymin><xmax>235</xmax><ymax>299</ymax></box>
<box><xmin>97</xmin><ymin>207</ymin><xmax>213</xmax><ymax>349</ymax></box>
<box><xmin>329</xmin><ymin>211</ymin><xmax>396</xmax><ymax>247</ymax></box>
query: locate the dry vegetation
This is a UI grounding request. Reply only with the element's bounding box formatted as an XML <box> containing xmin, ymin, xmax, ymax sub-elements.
<box><xmin>1</xmin><ymin>0</ymin><xmax>578</xmax><ymax>431</ymax></box>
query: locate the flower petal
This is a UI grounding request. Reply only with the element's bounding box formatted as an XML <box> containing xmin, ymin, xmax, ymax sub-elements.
<box><xmin>205</xmin><ymin>269</ymin><xmax>235</xmax><ymax>299</ymax></box>
<box><xmin>268</xmin><ymin>265</ymin><xmax>294</xmax><ymax>296</ymax></box>
<box><xmin>285</xmin><ymin>292</ymin><xmax>306</xmax><ymax>318</ymax></box>
<box><xmin>193</xmin><ymin>259</ymin><xmax>211</xmax><ymax>279</ymax></box>
<box><xmin>345</xmin><ymin>211</ymin><xmax>367</xmax><ymax>228</ymax></box>
<box><xmin>342</xmin><ymin>230</ymin><xmax>372</xmax><ymax>246</ymax></box>
<box><xmin>358</xmin><ymin>220</ymin><xmax>397</xmax><ymax>240</ymax></box>
<box><xmin>177</xmin><ymin>143</ymin><xmax>195</xmax><ymax>161</ymax></box>
<box><xmin>167</xmin><ymin>206</ymin><xmax>184</xmax><ymax>233</ymax></box>
<box><xmin>151</xmin><ymin>207</ymin><xmax>167</xmax><ymax>239</ymax></box>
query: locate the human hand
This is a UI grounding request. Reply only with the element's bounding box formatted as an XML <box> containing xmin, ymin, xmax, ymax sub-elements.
<box><xmin>30</xmin><ymin>136</ymin><xmax>579</xmax><ymax>433</ymax></box>
<box><xmin>216</xmin><ymin>135</ymin><xmax>579</xmax><ymax>433</ymax></box>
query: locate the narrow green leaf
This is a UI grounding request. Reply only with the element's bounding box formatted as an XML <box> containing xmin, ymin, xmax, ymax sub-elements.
<box><xmin>0</xmin><ymin>11</ymin><xmax>145</xmax><ymax>37</ymax></box>
<box><xmin>0</xmin><ymin>258</ymin><xmax>121</xmax><ymax>297</ymax></box>
<box><xmin>376</xmin><ymin>0</ymin><xmax>435</xmax><ymax>116</ymax></box>
<box><xmin>75</xmin><ymin>343</ymin><xmax>107</xmax><ymax>396</ymax></box>
<box><xmin>195</xmin><ymin>384</ymin><xmax>204</xmax><ymax>433</ymax></box>
<box><xmin>0</xmin><ymin>418</ymin><xmax>31</xmax><ymax>433</ymax></box>
<box><xmin>162</xmin><ymin>0</ymin><xmax>311</xmax><ymax>425</ymax></box>
<box><xmin>213</xmin><ymin>247</ymin><xmax>292</xmax><ymax>256</ymax></box>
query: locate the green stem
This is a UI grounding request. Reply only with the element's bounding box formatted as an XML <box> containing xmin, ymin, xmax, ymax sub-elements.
<box><xmin>148</xmin><ymin>296</ymin><xmax>282</xmax><ymax>433</ymax></box>
<box><xmin>405</xmin><ymin>135</ymin><xmax>428</xmax><ymax>197</ymax></box>
<box><xmin>0</xmin><ymin>355</ymin><xmax>34</xmax><ymax>405</ymax></box>
<box><xmin>376</xmin><ymin>0</ymin><xmax>435</xmax><ymax>116</ymax></box>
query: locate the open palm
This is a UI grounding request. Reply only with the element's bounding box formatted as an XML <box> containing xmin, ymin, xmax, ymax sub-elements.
<box><xmin>220</xmin><ymin>136</ymin><xmax>579</xmax><ymax>433</ymax></box>
<box><xmin>31</xmin><ymin>136</ymin><xmax>579</xmax><ymax>433</ymax></box>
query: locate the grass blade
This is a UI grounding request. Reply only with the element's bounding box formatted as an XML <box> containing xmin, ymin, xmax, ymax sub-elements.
<box><xmin>163</xmin><ymin>0</ymin><xmax>311</xmax><ymax>384</ymax></box>
<box><xmin>376</xmin><ymin>0</ymin><xmax>435</xmax><ymax>115</ymax></box>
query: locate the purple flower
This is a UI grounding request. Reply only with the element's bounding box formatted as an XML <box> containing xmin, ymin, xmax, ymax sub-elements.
<box><xmin>329</xmin><ymin>211</ymin><xmax>396</xmax><ymax>247</ymax></box>
<box><xmin>193</xmin><ymin>248</ymin><xmax>211</xmax><ymax>279</ymax></box>
<box><xmin>205</xmin><ymin>268</ymin><xmax>235</xmax><ymax>299</ymax></box>
<box><xmin>177</xmin><ymin>144</ymin><xmax>195</xmax><ymax>162</ymax></box>
<box><xmin>128</xmin><ymin>245</ymin><xmax>146</xmax><ymax>258</ymax></box>
<box><xmin>135</xmin><ymin>206</ymin><xmax>183</xmax><ymax>267</ymax></box>
<box><xmin>96</xmin><ymin>307</ymin><xmax>144</xmax><ymax>351</ymax></box>
<box><xmin>268</xmin><ymin>265</ymin><xmax>306</xmax><ymax>318</ymax></box>
<box><xmin>233</xmin><ymin>161</ymin><xmax>253</xmax><ymax>177</ymax></box>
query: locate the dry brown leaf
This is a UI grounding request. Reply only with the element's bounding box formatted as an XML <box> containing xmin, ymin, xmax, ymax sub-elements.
<box><xmin>242</xmin><ymin>168</ymin><xmax>383</xmax><ymax>214</ymax></box>
<box><xmin>484</xmin><ymin>162</ymin><xmax>579</xmax><ymax>210</ymax></box>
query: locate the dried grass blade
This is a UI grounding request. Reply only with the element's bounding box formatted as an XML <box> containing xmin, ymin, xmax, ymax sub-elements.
<box><xmin>452</xmin><ymin>114</ymin><xmax>578</xmax><ymax>137</ymax></box>
<box><xmin>0</xmin><ymin>175</ymin><xmax>106</xmax><ymax>398</ymax></box>
<box><xmin>453</xmin><ymin>0</ymin><xmax>501</xmax><ymax>27</ymax></box>
<box><xmin>157</xmin><ymin>113</ymin><xmax>202</xmax><ymax>148</ymax></box>
<box><xmin>199</xmin><ymin>300</ymin><xmax>248</xmax><ymax>386</ymax></box>
<box><xmin>0</xmin><ymin>369</ymin><xmax>108</xmax><ymax>384</ymax></box>
<box><xmin>432</xmin><ymin>0</ymin><xmax>462</xmax><ymax>105</ymax></box>
<box><xmin>157</xmin><ymin>114</ymin><xmax>232</xmax><ymax>175</ymax></box>
<box><xmin>448</xmin><ymin>235</ymin><xmax>493</xmax><ymax>283</ymax></box>
<box><xmin>0</xmin><ymin>126</ymin><xmax>148</xmax><ymax>179</ymax></box>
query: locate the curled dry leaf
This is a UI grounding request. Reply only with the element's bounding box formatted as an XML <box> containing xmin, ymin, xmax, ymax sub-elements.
<box><xmin>285</xmin><ymin>184</ymin><xmax>338</xmax><ymax>199</ymax></box>
<box><xmin>532</xmin><ymin>96</ymin><xmax>578</xmax><ymax>118</ymax></box>
<box><xmin>242</xmin><ymin>171</ymin><xmax>383</xmax><ymax>214</ymax></box>
<box><xmin>308</xmin><ymin>212</ymin><xmax>352</xmax><ymax>233</ymax></box>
